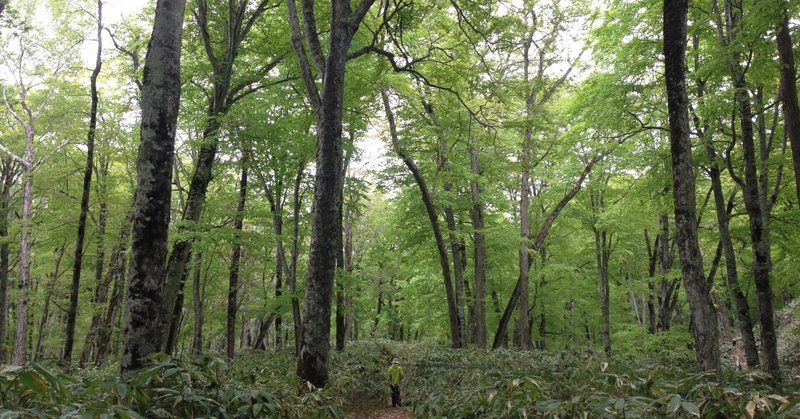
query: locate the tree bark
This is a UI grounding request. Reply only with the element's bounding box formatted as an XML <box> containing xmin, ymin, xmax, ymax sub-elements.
<box><xmin>64</xmin><ymin>0</ymin><xmax>103</xmax><ymax>363</ymax></box>
<box><xmin>714</xmin><ymin>0</ymin><xmax>779</xmax><ymax>379</ymax></box>
<box><xmin>12</xmin><ymin>117</ymin><xmax>35</xmax><ymax>366</ymax></box>
<box><xmin>287</xmin><ymin>0</ymin><xmax>376</xmax><ymax>388</ymax></box>
<box><xmin>590</xmin><ymin>188</ymin><xmax>612</xmax><ymax>354</ymax></box>
<box><xmin>0</xmin><ymin>158</ymin><xmax>17</xmax><ymax>364</ymax></box>
<box><xmin>689</xmin><ymin>34</ymin><xmax>760</xmax><ymax>367</ymax></box>
<box><xmin>121</xmin><ymin>0</ymin><xmax>188</xmax><ymax>373</ymax></box>
<box><xmin>35</xmin><ymin>244</ymin><xmax>66</xmax><ymax>361</ymax></box>
<box><xmin>191</xmin><ymin>252</ymin><xmax>204</xmax><ymax>356</ymax></box>
<box><xmin>776</xmin><ymin>9</ymin><xmax>800</xmax><ymax>204</ymax></box>
<box><xmin>664</xmin><ymin>0</ymin><xmax>721</xmax><ymax>378</ymax></box>
<box><xmin>469</xmin><ymin>140</ymin><xmax>487</xmax><ymax>349</ymax></box>
<box><xmin>381</xmin><ymin>87</ymin><xmax>461</xmax><ymax>348</ymax></box>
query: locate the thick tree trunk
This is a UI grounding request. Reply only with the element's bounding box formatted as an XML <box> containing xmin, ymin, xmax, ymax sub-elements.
<box><xmin>227</xmin><ymin>153</ymin><xmax>249</xmax><ymax>360</ymax></box>
<box><xmin>64</xmin><ymin>0</ymin><xmax>103</xmax><ymax>363</ymax></box>
<box><xmin>121</xmin><ymin>0</ymin><xmax>187</xmax><ymax>373</ymax></box>
<box><xmin>191</xmin><ymin>252</ymin><xmax>204</xmax><ymax>356</ymax></box>
<box><xmin>381</xmin><ymin>87</ymin><xmax>461</xmax><ymax>348</ymax></box>
<box><xmin>0</xmin><ymin>159</ymin><xmax>16</xmax><ymax>364</ymax></box>
<box><xmin>776</xmin><ymin>11</ymin><xmax>800</xmax><ymax>204</ymax></box>
<box><xmin>469</xmin><ymin>143</ymin><xmax>487</xmax><ymax>349</ymax></box>
<box><xmin>289</xmin><ymin>0</ymin><xmax>376</xmax><ymax>388</ymax></box>
<box><xmin>663</xmin><ymin>0</ymin><xmax>721</xmax><ymax>378</ymax></box>
<box><xmin>13</xmin><ymin>124</ymin><xmax>35</xmax><ymax>366</ymax></box>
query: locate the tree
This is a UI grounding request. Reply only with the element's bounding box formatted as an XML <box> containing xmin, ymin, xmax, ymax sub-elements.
<box><xmin>285</xmin><ymin>0</ymin><xmax>377</xmax><ymax>388</ymax></box>
<box><xmin>663</xmin><ymin>0</ymin><xmax>720</xmax><ymax>378</ymax></box>
<box><xmin>64</xmin><ymin>0</ymin><xmax>103</xmax><ymax>363</ymax></box>
<box><xmin>121</xmin><ymin>0</ymin><xmax>188</xmax><ymax>372</ymax></box>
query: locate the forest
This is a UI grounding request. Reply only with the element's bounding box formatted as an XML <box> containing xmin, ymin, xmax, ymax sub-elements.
<box><xmin>1</xmin><ymin>0</ymin><xmax>800</xmax><ymax>417</ymax></box>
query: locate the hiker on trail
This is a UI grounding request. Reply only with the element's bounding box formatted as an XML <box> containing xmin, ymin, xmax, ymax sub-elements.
<box><xmin>388</xmin><ymin>358</ymin><xmax>405</xmax><ymax>407</ymax></box>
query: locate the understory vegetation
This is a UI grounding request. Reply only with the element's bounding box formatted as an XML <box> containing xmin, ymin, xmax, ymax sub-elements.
<box><xmin>2</xmin><ymin>337</ymin><xmax>799</xmax><ymax>418</ymax></box>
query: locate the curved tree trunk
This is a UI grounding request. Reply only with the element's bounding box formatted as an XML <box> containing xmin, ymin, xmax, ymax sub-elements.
<box><xmin>381</xmin><ymin>87</ymin><xmax>461</xmax><ymax>349</ymax></box>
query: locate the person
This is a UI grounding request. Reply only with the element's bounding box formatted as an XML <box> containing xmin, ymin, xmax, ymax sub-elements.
<box><xmin>387</xmin><ymin>357</ymin><xmax>405</xmax><ymax>407</ymax></box>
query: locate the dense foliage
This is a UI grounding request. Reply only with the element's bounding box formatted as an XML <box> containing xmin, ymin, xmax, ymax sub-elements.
<box><xmin>2</xmin><ymin>338</ymin><xmax>800</xmax><ymax>418</ymax></box>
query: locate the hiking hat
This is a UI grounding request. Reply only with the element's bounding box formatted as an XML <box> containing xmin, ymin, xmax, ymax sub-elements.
<box><xmin>392</xmin><ymin>358</ymin><xmax>400</xmax><ymax>364</ymax></box>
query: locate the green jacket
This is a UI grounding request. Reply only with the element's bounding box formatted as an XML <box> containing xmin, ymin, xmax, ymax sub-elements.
<box><xmin>388</xmin><ymin>364</ymin><xmax>404</xmax><ymax>385</ymax></box>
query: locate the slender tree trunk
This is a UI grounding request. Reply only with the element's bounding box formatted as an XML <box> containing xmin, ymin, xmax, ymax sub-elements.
<box><xmin>335</xmin><ymin>152</ymin><xmax>351</xmax><ymax>351</ymax></box>
<box><xmin>690</xmin><ymin>33</ymin><xmax>760</xmax><ymax>365</ymax></box>
<box><xmin>79</xmin><ymin>168</ymin><xmax>110</xmax><ymax>368</ymax></box>
<box><xmin>469</xmin><ymin>142</ymin><xmax>487</xmax><ymax>349</ymax></box>
<box><xmin>591</xmin><ymin>188</ymin><xmax>612</xmax><ymax>354</ymax></box>
<box><xmin>191</xmin><ymin>252</ymin><xmax>204</xmax><ymax>356</ymax></box>
<box><xmin>122</xmin><ymin>0</ymin><xmax>188</xmax><ymax>373</ymax></box>
<box><xmin>274</xmin><ymin>210</ymin><xmax>285</xmax><ymax>351</ymax></box>
<box><xmin>227</xmin><ymin>152</ymin><xmax>249</xmax><ymax>360</ymax></box>
<box><xmin>775</xmin><ymin>9</ymin><xmax>800</xmax><ymax>204</ymax></box>
<box><xmin>64</xmin><ymin>0</ymin><xmax>103</xmax><ymax>363</ymax></box>
<box><xmin>289</xmin><ymin>161</ymin><xmax>305</xmax><ymax>356</ymax></box>
<box><xmin>95</xmin><ymin>214</ymin><xmax>131</xmax><ymax>367</ymax></box>
<box><xmin>35</xmin><ymin>244</ymin><xmax>66</xmax><ymax>361</ymax></box>
<box><xmin>344</xmin><ymin>210</ymin><xmax>355</xmax><ymax>341</ymax></box>
<box><xmin>714</xmin><ymin>0</ymin><xmax>780</xmax><ymax>378</ymax></box>
<box><xmin>160</xmin><ymin>1</ymin><xmax>279</xmax><ymax>351</ymax></box>
<box><xmin>381</xmin><ymin>87</ymin><xmax>461</xmax><ymax>348</ymax></box>
<box><xmin>664</xmin><ymin>0</ymin><xmax>721</xmax><ymax>378</ymax></box>
<box><xmin>492</xmin><ymin>154</ymin><xmax>603</xmax><ymax>349</ymax></box>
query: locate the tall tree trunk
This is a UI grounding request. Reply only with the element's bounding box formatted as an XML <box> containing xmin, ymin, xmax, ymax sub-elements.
<box><xmin>469</xmin><ymin>141</ymin><xmax>487</xmax><ymax>349</ymax></box>
<box><xmin>690</xmin><ymin>33</ymin><xmax>760</xmax><ymax>367</ymax></box>
<box><xmin>12</xmin><ymin>122</ymin><xmax>35</xmax><ymax>366</ymax></box>
<box><xmin>288</xmin><ymin>0</ymin><xmax>377</xmax><ymax>388</ymax></box>
<box><xmin>227</xmin><ymin>151</ymin><xmax>249</xmax><ymax>360</ymax></box>
<box><xmin>344</xmin><ymin>208</ymin><xmax>355</xmax><ymax>341</ymax></box>
<box><xmin>381</xmin><ymin>87</ymin><xmax>461</xmax><ymax>348</ymax></box>
<box><xmin>64</xmin><ymin>0</ymin><xmax>103</xmax><ymax>363</ymax></box>
<box><xmin>289</xmin><ymin>161</ymin><xmax>305</xmax><ymax>356</ymax></box>
<box><xmin>775</xmin><ymin>8</ymin><xmax>800</xmax><ymax>204</ymax></box>
<box><xmin>159</xmin><ymin>0</ymin><xmax>280</xmax><ymax>351</ymax></box>
<box><xmin>335</xmin><ymin>151</ymin><xmax>351</xmax><ymax>351</ymax></box>
<box><xmin>79</xmin><ymin>162</ymin><xmax>110</xmax><ymax>367</ymax></box>
<box><xmin>492</xmin><ymin>154</ymin><xmax>603</xmax><ymax>349</ymax></box>
<box><xmin>95</xmin><ymin>213</ymin><xmax>131</xmax><ymax>367</ymax></box>
<box><xmin>664</xmin><ymin>0</ymin><xmax>721</xmax><ymax>378</ymax></box>
<box><xmin>35</xmin><ymin>244</ymin><xmax>66</xmax><ymax>361</ymax></box>
<box><xmin>122</xmin><ymin>0</ymin><xmax>188</xmax><ymax>373</ymax></box>
<box><xmin>591</xmin><ymin>188</ymin><xmax>612</xmax><ymax>354</ymax></box>
<box><xmin>0</xmin><ymin>158</ymin><xmax>17</xmax><ymax>364</ymax></box>
<box><xmin>191</xmin><ymin>252</ymin><xmax>204</xmax><ymax>356</ymax></box>
<box><xmin>714</xmin><ymin>0</ymin><xmax>779</xmax><ymax>379</ymax></box>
